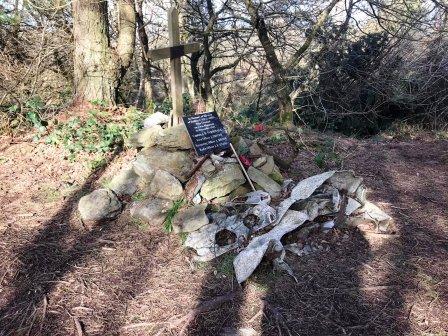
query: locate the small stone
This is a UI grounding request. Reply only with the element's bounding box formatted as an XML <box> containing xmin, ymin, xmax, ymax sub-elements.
<box><xmin>143</xmin><ymin>112</ymin><xmax>170</xmax><ymax>128</ymax></box>
<box><xmin>155</xmin><ymin>124</ymin><xmax>192</xmax><ymax>150</ymax></box>
<box><xmin>149</xmin><ymin>170</ymin><xmax>184</xmax><ymax>200</ymax></box>
<box><xmin>128</xmin><ymin>125</ymin><xmax>162</xmax><ymax>148</ymax></box>
<box><xmin>108</xmin><ymin>167</ymin><xmax>140</xmax><ymax>196</ymax></box>
<box><xmin>192</xmin><ymin>193</ymin><xmax>202</xmax><ymax>204</ymax></box>
<box><xmin>253</xmin><ymin>156</ymin><xmax>267</xmax><ymax>168</ymax></box>
<box><xmin>200</xmin><ymin>159</ymin><xmax>216</xmax><ymax>177</ymax></box>
<box><xmin>249</xmin><ymin>142</ymin><xmax>263</xmax><ymax>156</ymax></box>
<box><xmin>78</xmin><ymin>188</ymin><xmax>121</xmax><ymax>221</ymax></box>
<box><xmin>259</xmin><ymin>156</ymin><xmax>275</xmax><ymax>175</ymax></box>
<box><xmin>172</xmin><ymin>204</ymin><xmax>209</xmax><ymax>233</ymax></box>
<box><xmin>200</xmin><ymin>163</ymin><xmax>246</xmax><ymax>200</ymax></box>
<box><xmin>229</xmin><ymin>185</ymin><xmax>251</xmax><ymax>198</ymax></box>
<box><xmin>140</xmin><ymin>147</ymin><xmax>194</xmax><ymax>182</ymax></box>
<box><xmin>247</xmin><ymin>166</ymin><xmax>281</xmax><ymax>198</ymax></box>
<box><xmin>130</xmin><ymin>198</ymin><xmax>171</xmax><ymax>225</ymax></box>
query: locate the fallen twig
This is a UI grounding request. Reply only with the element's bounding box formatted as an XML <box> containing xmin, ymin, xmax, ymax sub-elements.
<box><xmin>157</xmin><ymin>291</ymin><xmax>237</xmax><ymax>336</ymax></box>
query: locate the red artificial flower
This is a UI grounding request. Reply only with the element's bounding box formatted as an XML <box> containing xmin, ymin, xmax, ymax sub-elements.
<box><xmin>253</xmin><ymin>123</ymin><xmax>265</xmax><ymax>132</ymax></box>
<box><xmin>239</xmin><ymin>155</ymin><xmax>252</xmax><ymax>168</ymax></box>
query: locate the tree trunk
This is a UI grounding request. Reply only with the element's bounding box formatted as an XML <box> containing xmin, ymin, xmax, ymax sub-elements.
<box><xmin>244</xmin><ymin>0</ymin><xmax>292</xmax><ymax>123</ymax></box>
<box><xmin>73</xmin><ymin>0</ymin><xmax>136</xmax><ymax>106</ymax></box>
<box><xmin>244</xmin><ymin>0</ymin><xmax>339</xmax><ymax>124</ymax></box>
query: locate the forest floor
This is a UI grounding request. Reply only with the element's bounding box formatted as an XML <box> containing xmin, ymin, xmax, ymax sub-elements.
<box><xmin>0</xmin><ymin>130</ymin><xmax>447</xmax><ymax>336</ymax></box>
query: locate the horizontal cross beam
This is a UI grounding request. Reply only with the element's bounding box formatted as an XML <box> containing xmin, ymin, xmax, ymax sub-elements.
<box><xmin>147</xmin><ymin>42</ymin><xmax>201</xmax><ymax>61</ymax></box>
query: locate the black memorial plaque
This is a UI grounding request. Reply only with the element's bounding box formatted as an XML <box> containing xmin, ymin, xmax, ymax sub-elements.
<box><xmin>183</xmin><ymin>112</ymin><xmax>231</xmax><ymax>156</ymax></box>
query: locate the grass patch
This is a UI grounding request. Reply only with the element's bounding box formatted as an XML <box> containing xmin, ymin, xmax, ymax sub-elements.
<box><xmin>88</xmin><ymin>156</ymin><xmax>107</xmax><ymax>171</ymax></box>
<box><xmin>215</xmin><ymin>253</ymin><xmax>236</xmax><ymax>276</ymax></box>
<box><xmin>0</xmin><ymin>156</ymin><xmax>9</xmax><ymax>165</ymax></box>
<box><xmin>37</xmin><ymin>186</ymin><xmax>61</xmax><ymax>203</ymax></box>
<box><xmin>313</xmin><ymin>138</ymin><xmax>342</xmax><ymax>169</ymax></box>
<box><xmin>163</xmin><ymin>199</ymin><xmax>185</xmax><ymax>233</ymax></box>
<box><xmin>131</xmin><ymin>218</ymin><xmax>149</xmax><ymax>231</ymax></box>
<box><xmin>178</xmin><ymin>232</ymin><xmax>188</xmax><ymax>245</ymax></box>
<box><xmin>132</xmin><ymin>191</ymin><xmax>148</xmax><ymax>202</ymax></box>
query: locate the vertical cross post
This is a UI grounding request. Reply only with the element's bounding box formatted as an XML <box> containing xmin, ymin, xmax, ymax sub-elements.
<box><xmin>168</xmin><ymin>7</ymin><xmax>183</xmax><ymax>126</ymax></box>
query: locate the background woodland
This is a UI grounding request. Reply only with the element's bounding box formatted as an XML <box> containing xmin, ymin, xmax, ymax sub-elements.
<box><xmin>1</xmin><ymin>0</ymin><xmax>447</xmax><ymax>136</ymax></box>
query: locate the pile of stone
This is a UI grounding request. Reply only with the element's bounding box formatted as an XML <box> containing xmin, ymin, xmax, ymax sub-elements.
<box><xmin>78</xmin><ymin>112</ymin><xmax>285</xmax><ymax>234</ymax></box>
<box><xmin>78</xmin><ymin>114</ymin><xmax>393</xmax><ymax>283</ymax></box>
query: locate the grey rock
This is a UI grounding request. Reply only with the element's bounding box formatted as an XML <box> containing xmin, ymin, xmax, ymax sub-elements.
<box><xmin>247</xmin><ymin>167</ymin><xmax>281</xmax><ymax>198</ymax></box>
<box><xmin>257</xmin><ymin>156</ymin><xmax>283</xmax><ymax>184</ymax></box>
<box><xmin>200</xmin><ymin>163</ymin><xmax>245</xmax><ymax>200</ymax></box>
<box><xmin>139</xmin><ymin>147</ymin><xmax>194</xmax><ymax>182</ymax></box>
<box><xmin>253</xmin><ymin>156</ymin><xmax>267</xmax><ymax>168</ymax></box>
<box><xmin>133</xmin><ymin>154</ymin><xmax>156</xmax><ymax>182</ymax></box>
<box><xmin>109</xmin><ymin>167</ymin><xmax>140</xmax><ymax>196</ymax></box>
<box><xmin>78</xmin><ymin>188</ymin><xmax>121</xmax><ymax>221</ymax></box>
<box><xmin>143</xmin><ymin>112</ymin><xmax>170</xmax><ymax>128</ymax></box>
<box><xmin>249</xmin><ymin>142</ymin><xmax>263</xmax><ymax>156</ymax></box>
<box><xmin>259</xmin><ymin>156</ymin><xmax>275</xmax><ymax>174</ymax></box>
<box><xmin>149</xmin><ymin>170</ymin><xmax>184</xmax><ymax>200</ymax></box>
<box><xmin>200</xmin><ymin>159</ymin><xmax>216</xmax><ymax>177</ymax></box>
<box><xmin>130</xmin><ymin>198</ymin><xmax>171</xmax><ymax>225</ymax></box>
<box><xmin>172</xmin><ymin>204</ymin><xmax>209</xmax><ymax>233</ymax></box>
<box><xmin>128</xmin><ymin>125</ymin><xmax>163</xmax><ymax>148</ymax></box>
<box><xmin>155</xmin><ymin>124</ymin><xmax>193</xmax><ymax>150</ymax></box>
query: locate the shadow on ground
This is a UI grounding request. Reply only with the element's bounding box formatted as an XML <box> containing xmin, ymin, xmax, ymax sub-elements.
<box><xmin>1</xmin><ymin>140</ymin><xmax>446</xmax><ymax>336</ymax></box>
<box><xmin>183</xmin><ymin>140</ymin><xmax>448</xmax><ymax>336</ymax></box>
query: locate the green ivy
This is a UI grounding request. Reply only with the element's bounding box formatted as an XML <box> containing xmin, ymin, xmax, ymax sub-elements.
<box><xmin>46</xmin><ymin>108</ymin><xmax>147</xmax><ymax>160</ymax></box>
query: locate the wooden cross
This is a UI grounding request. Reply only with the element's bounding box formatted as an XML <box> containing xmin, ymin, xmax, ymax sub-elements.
<box><xmin>147</xmin><ymin>7</ymin><xmax>201</xmax><ymax>126</ymax></box>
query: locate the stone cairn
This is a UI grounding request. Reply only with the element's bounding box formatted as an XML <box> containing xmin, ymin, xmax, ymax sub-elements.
<box><xmin>78</xmin><ymin>112</ymin><xmax>393</xmax><ymax>283</ymax></box>
<box><xmin>78</xmin><ymin>112</ymin><xmax>284</xmax><ymax>231</ymax></box>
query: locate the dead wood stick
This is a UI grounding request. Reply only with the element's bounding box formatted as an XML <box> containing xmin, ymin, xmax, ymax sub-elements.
<box><xmin>73</xmin><ymin>316</ymin><xmax>83</xmax><ymax>336</ymax></box>
<box><xmin>230</xmin><ymin>143</ymin><xmax>256</xmax><ymax>191</ymax></box>
<box><xmin>161</xmin><ymin>291</ymin><xmax>236</xmax><ymax>336</ymax></box>
<box><xmin>38</xmin><ymin>296</ymin><xmax>48</xmax><ymax>334</ymax></box>
<box><xmin>185</xmin><ymin>154</ymin><xmax>210</xmax><ymax>180</ymax></box>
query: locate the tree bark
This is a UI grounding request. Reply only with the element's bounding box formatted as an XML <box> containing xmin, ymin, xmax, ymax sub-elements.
<box><xmin>73</xmin><ymin>0</ymin><xmax>136</xmax><ymax>106</ymax></box>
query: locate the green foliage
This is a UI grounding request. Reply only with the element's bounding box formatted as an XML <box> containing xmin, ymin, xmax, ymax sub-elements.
<box><xmin>89</xmin><ymin>99</ymin><xmax>108</xmax><ymax>107</ymax></box>
<box><xmin>269</xmin><ymin>132</ymin><xmax>287</xmax><ymax>144</ymax></box>
<box><xmin>313</xmin><ymin>138</ymin><xmax>342</xmax><ymax>169</ymax></box>
<box><xmin>46</xmin><ymin>108</ymin><xmax>146</xmax><ymax>160</ymax></box>
<box><xmin>46</xmin><ymin>111</ymin><xmax>124</xmax><ymax>160</ymax></box>
<box><xmin>24</xmin><ymin>97</ymin><xmax>47</xmax><ymax>140</ymax></box>
<box><xmin>88</xmin><ymin>156</ymin><xmax>107</xmax><ymax>171</ymax></box>
<box><xmin>163</xmin><ymin>199</ymin><xmax>185</xmax><ymax>233</ymax></box>
<box><xmin>123</xmin><ymin>107</ymin><xmax>146</xmax><ymax>137</ymax></box>
<box><xmin>132</xmin><ymin>191</ymin><xmax>148</xmax><ymax>202</ymax></box>
<box><xmin>156</xmin><ymin>98</ymin><xmax>172</xmax><ymax>115</ymax></box>
<box><xmin>314</xmin><ymin>152</ymin><xmax>327</xmax><ymax>169</ymax></box>
<box><xmin>131</xmin><ymin>218</ymin><xmax>149</xmax><ymax>231</ymax></box>
<box><xmin>178</xmin><ymin>232</ymin><xmax>188</xmax><ymax>245</ymax></box>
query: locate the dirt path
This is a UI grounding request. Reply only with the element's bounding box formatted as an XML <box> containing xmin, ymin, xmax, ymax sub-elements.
<box><xmin>0</xmin><ymin>137</ymin><xmax>447</xmax><ymax>336</ymax></box>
